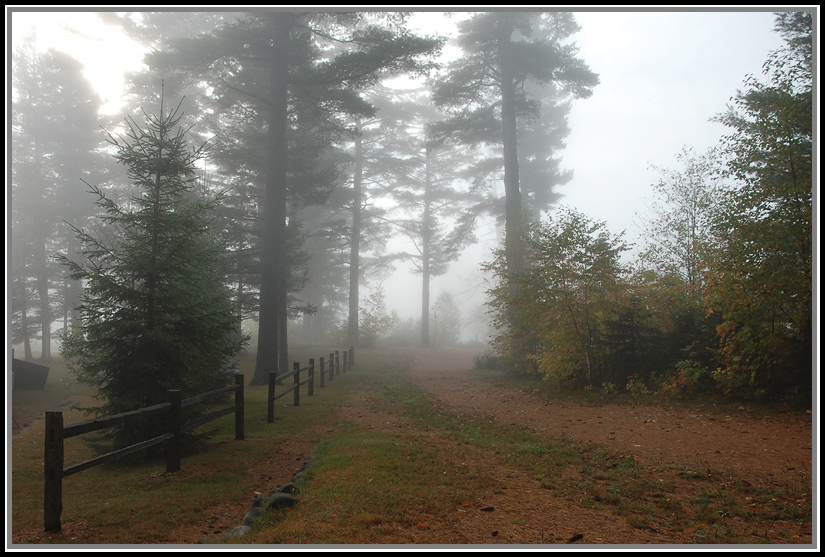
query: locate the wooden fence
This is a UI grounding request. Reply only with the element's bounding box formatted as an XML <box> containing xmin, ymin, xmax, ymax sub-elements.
<box><xmin>43</xmin><ymin>374</ymin><xmax>245</xmax><ymax>532</ymax></box>
<box><xmin>42</xmin><ymin>346</ymin><xmax>355</xmax><ymax>532</ymax></box>
<box><xmin>267</xmin><ymin>347</ymin><xmax>355</xmax><ymax>422</ymax></box>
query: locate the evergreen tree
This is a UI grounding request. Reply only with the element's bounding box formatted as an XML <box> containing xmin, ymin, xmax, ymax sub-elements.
<box><xmin>431</xmin><ymin>290</ymin><xmax>463</xmax><ymax>348</ymax></box>
<box><xmin>148</xmin><ymin>12</ymin><xmax>441</xmax><ymax>384</ymax></box>
<box><xmin>430</xmin><ymin>11</ymin><xmax>598</xmax><ymax>275</ymax></box>
<box><xmin>11</xmin><ymin>37</ymin><xmax>105</xmax><ymax>361</ymax></box>
<box><xmin>59</xmin><ymin>95</ymin><xmax>246</xmax><ymax>454</ymax></box>
<box><xmin>379</xmin><ymin>89</ymin><xmax>481</xmax><ymax>347</ymax></box>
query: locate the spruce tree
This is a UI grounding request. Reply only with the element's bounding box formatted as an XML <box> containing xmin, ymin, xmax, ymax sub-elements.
<box><xmin>59</xmin><ymin>94</ymin><xmax>246</xmax><ymax>454</ymax></box>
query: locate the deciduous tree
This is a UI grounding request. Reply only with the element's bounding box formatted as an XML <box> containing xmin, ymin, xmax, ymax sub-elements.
<box><xmin>485</xmin><ymin>207</ymin><xmax>628</xmax><ymax>386</ymax></box>
<box><xmin>706</xmin><ymin>11</ymin><xmax>812</xmax><ymax>398</ymax></box>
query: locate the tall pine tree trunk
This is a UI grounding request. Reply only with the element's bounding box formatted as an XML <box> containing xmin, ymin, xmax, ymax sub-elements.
<box><xmin>35</xmin><ymin>232</ymin><xmax>52</xmax><ymax>362</ymax></box>
<box><xmin>420</xmin><ymin>147</ymin><xmax>432</xmax><ymax>348</ymax></box>
<box><xmin>498</xmin><ymin>15</ymin><xmax>523</xmax><ymax>277</ymax></box>
<box><xmin>62</xmin><ymin>240</ymin><xmax>82</xmax><ymax>333</ymax></box>
<box><xmin>348</xmin><ymin>120</ymin><xmax>363</xmax><ymax>347</ymax></box>
<box><xmin>18</xmin><ymin>251</ymin><xmax>34</xmax><ymax>361</ymax></box>
<box><xmin>253</xmin><ymin>12</ymin><xmax>291</xmax><ymax>385</ymax></box>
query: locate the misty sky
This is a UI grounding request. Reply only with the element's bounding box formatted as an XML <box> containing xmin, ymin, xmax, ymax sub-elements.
<box><xmin>8</xmin><ymin>8</ymin><xmax>799</xmax><ymax>324</ymax></box>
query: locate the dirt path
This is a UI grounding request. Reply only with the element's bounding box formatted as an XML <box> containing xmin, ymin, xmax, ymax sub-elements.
<box><xmin>342</xmin><ymin>348</ymin><xmax>813</xmax><ymax>545</ymax></box>
<box><xmin>399</xmin><ymin>349</ymin><xmax>813</xmax><ymax>489</ymax></box>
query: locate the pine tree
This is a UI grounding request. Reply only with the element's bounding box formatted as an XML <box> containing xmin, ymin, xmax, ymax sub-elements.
<box><xmin>431</xmin><ymin>11</ymin><xmax>598</xmax><ymax>275</ymax></box>
<box><xmin>147</xmin><ymin>12</ymin><xmax>442</xmax><ymax>384</ymax></box>
<box><xmin>59</xmin><ymin>94</ymin><xmax>246</xmax><ymax>454</ymax></box>
<box><xmin>11</xmin><ymin>36</ymin><xmax>105</xmax><ymax>361</ymax></box>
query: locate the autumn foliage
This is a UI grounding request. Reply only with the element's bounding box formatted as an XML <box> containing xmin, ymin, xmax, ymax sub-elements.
<box><xmin>485</xmin><ymin>13</ymin><xmax>812</xmax><ymax>404</ymax></box>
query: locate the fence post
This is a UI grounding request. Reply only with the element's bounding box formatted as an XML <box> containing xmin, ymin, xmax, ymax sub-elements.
<box><xmin>293</xmin><ymin>362</ymin><xmax>300</xmax><ymax>407</ymax></box>
<box><xmin>319</xmin><ymin>357</ymin><xmax>325</xmax><ymax>388</ymax></box>
<box><xmin>329</xmin><ymin>352</ymin><xmax>335</xmax><ymax>382</ymax></box>
<box><xmin>308</xmin><ymin>359</ymin><xmax>315</xmax><ymax>396</ymax></box>
<box><xmin>234</xmin><ymin>374</ymin><xmax>244</xmax><ymax>441</ymax></box>
<box><xmin>350</xmin><ymin>346</ymin><xmax>355</xmax><ymax>367</ymax></box>
<box><xmin>267</xmin><ymin>371</ymin><xmax>276</xmax><ymax>423</ymax></box>
<box><xmin>166</xmin><ymin>390</ymin><xmax>182</xmax><ymax>473</ymax></box>
<box><xmin>44</xmin><ymin>411</ymin><xmax>64</xmax><ymax>532</ymax></box>
<box><xmin>335</xmin><ymin>350</ymin><xmax>340</xmax><ymax>376</ymax></box>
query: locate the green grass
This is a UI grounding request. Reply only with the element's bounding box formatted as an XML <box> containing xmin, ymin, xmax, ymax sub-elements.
<box><xmin>10</xmin><ymin>347</ymin><xmax>379</xmax><ymax>544</ymax></box>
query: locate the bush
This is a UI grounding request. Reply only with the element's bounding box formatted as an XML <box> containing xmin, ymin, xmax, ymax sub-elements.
<box><xmin>659</xmin><ymin>359</ymin><xmax>714</xmax><ymax>398</ymax></box>
<box><xmin>474</xmin><ymin>352</ymin><xmax>509</xmax><ymax>370</ymax></box>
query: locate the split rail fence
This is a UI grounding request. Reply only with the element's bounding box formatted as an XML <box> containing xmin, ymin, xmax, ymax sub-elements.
<box><xmin>42</xmin><ymin>346</ymin><xmax>355</xmax><ymax>532</ymax></box>
<box><xmin>267</xmin><ymin>347</ymin><xmax>354</xmax><ymax>422</ymax></box>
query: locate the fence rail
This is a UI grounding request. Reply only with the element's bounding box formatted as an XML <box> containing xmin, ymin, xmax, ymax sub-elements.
<box><xmin>44</xmin><ymin>374</ymin><xmax>245</xmax><ymax>532</ymax></box>
<box><xmin>267</xmin><ymin>347</ymin><xmax>354</xmax><ymax>422</ymax></box>
<box><xmin>43</xmin><ymin>345</ymin><xmax>356</xmax><ymax>532</ymax></box>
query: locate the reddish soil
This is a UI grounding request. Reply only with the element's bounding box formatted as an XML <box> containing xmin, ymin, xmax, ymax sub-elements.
<box><xmin>338</xmin><ymin>348</ymin><xmax>814</xmax><ymax>545</ymax></box>
<box><xmin>401</xmin><ymin>349</ymin><xmax>813</xmax><ymax>491</ymax></box>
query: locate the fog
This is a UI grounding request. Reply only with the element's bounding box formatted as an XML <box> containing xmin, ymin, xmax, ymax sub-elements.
<box><xmin>9</xmin><ymin>9</ymin><xmax>790</xmax><ymax>358</ymax></box>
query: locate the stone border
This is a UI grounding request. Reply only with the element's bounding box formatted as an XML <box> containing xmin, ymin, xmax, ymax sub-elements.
<box><xmin>222</xmin><ymin>452</ymin><xmax>318</xmax><ymax>539</ymax></box>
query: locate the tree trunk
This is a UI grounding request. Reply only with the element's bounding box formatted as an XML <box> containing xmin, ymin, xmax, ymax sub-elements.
<box><xmin>420</xmin><ymin>147</ymin><xmax>432</xmax><ymax>348</ymax></box>
<box><xmin>497</xmin><ymin>14</ymin><xmax>523</xmax><ymax>277</ymax></box>
<box><xmin>348</xmin><ymin>120</ymin><xmax>363</xmax><ymax>347</ymax></box>
<box><xmin>18</xmin><ymin>251</ymin><xmax>34</xmax><ymax>361</ymax></box>
<box><xmin>252</xmin><ymin>12</ymin><xmax>291</xmax><ymax>385</ymax></box>
<box><xmin>62</xmin><ymin>239</ymin><xmax>82</xmax><ymax>334</ymax></box>
<box><xmin>35</xmin><ymin>233</ymin><xmax>52</xmax><ymax>362</ymax></box>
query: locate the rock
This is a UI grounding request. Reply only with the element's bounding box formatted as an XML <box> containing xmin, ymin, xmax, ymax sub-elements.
<box><xmin>267</xmin><ymin>492</ymin><xmax>299</xmax><ymax>510</ymax></box>
<box><xmin>292</xmin><ymin>471</ymin><xmax>307</xmax><ymax>484</ymax></box>
<box><xmin>270</xmin><ymin>482</ymin><xmax>299</xmax><ymax>496</ymax></box>
<box><xmin>223</xmin><ymin>525</ymin><xmax>251</xmax><ymax>539</ymax></box>
<box><xmin>242</xmin><ymin>507</ymin><xmax>263</xmax><ymax>526</ymax></box>
<box><xmin>251</xmin><ymin>497</ymin><xmax>268</xmax><ymax>508</ymax></box>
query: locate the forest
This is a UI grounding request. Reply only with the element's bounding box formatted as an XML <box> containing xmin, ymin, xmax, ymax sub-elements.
<box><xmin>10</xmin><ymin>10</ymin><xmax>813</xmax><ymax>418</ymax></box>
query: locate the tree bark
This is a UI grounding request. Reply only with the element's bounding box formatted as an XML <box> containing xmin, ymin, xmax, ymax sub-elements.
<box><xmin>348</xmin><ymin>120</ymin><xmax>363</xmax><ymax>347</ymax></box>
<box><xmin>497</xmin><ymin>14</ymin><xmax>523</xmax><ymax>278</ymax></box>
<box><xmin>420</xmin><ymin>147</ymin><xmax>432</xmax><ymax>348</ymax></box>
<box><xmin>252</xmin><ymin>12</ymin><xmax>292</xmax><ymax>385</ymax></box>
<box><xmin>35</xmin><ymin>233</ymin><xmax>52</xmax><ymax>362</ymax></box>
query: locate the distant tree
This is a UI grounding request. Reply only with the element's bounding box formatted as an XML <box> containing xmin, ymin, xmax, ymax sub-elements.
<box><xmin>378</xmin><ymin>89</ymin><xmax>481</xmax><ymax>347</ymax></box>
<box><xmin>341</xmin><ymin>91</ymin><xmax>403</xmax><ymax>348</ymax></box>
<box><xmin>148</xmin><ymin>12</ymin><xmax>442</xmax><ymax>385</ymax></box>
<box><xmin>11</xmin><ymin>36</ymin><xmax>105</xmax><ymax>361</ymax></box>
<box><xmin>58</xmin><ymin>96</ymin><xmax>246</xmax><ymax>454</ymax></box>
<box><xmin>705</xmin><ymin>11</ymin><xmax>812</xmax><ymax>398</ymax></box>
<box><xmin>358</xmin><ymin>285</ymin><xmax>397</xmax><ymax>348</ymax></box>
<box><xmin>431</xmin><ymin>291</ymin><xmax>462</xmax><ymax>348</ymax></box>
